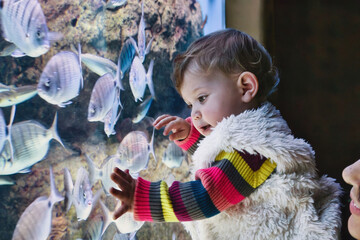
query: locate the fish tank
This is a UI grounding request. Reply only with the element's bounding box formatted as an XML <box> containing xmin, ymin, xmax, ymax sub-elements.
<box><xmin>0</xmin><ymin>0</ymin><xmax>216</xmax><ymax>239</ymax></box>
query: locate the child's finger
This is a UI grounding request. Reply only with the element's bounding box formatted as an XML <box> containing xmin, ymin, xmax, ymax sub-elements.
<box><xmin>154</xmin><ymin>116</ymin><xmax>176</xmax><ymax>130</ymax></box>
<box><xmin>113</xmin><ymin>203</ymin><xmax>130</xmax><ymax>220</ymax></box>
<box><xmin>113</xmin><ymin>167</ymin><xmax>133</xmax><ymax>183</ymax></box>
<box><xmin>109</xmin><ymin>187</ymin><xmax>125</xmax><ymax>200</ymax></box>
<box><xmin>111</xmin><ymin>171</ymin><xmax>129</xmax><ymax>189</ymax></box>
<box><xmin>153</xmin><ymin>114</ymin><xmax>169</xmax><ymax>125</ymax></box>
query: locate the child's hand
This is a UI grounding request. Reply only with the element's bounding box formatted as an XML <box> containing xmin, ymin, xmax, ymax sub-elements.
<box><xmin>110</xmin><ymin>168</ymin><xmax>136</xmax><ymax>220</ymax></box>
<box><xmin>153</xmin><ymin>114</ymin><xmax>191</xmax><ymax>141</ymax></box>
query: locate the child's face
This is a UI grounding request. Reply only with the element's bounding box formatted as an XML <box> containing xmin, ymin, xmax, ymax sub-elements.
<box><xmin>180</xmin><ymin>68</ymin><xmax>249</xmax><ymax>136</ymax></box>
<box><xmin>342</xmin><ymin>159</ymin><xmax>360</xmax><ymax>239</ymax></box>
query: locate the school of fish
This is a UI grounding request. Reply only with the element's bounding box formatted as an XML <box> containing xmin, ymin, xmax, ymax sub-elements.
<box><xmin>0</xmin><ymin>0</ymin><xmax>186</xmax><ymax>239</ymax></box>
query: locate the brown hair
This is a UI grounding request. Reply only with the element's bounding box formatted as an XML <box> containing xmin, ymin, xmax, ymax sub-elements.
<box><xmin>172</xmin><ymin>29</ymin><xmax>279</xmax><ymax>102</ymax></box>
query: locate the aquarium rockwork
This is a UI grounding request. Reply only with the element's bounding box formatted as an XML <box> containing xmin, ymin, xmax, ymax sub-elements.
<box><xmin>0</xmin><ymin>0</ymin><xmax>204</xmax><ymax>239</ymax></box>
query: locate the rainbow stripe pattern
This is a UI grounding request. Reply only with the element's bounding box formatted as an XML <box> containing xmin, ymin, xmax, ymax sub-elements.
<box><xmin>133</xmin><ymin>150</ymin><xmax>277</xmax><ymax>222</ymax></box>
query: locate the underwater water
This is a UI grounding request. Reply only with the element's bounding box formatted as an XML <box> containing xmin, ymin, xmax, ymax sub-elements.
<box><xmin>0</xmin><ymin>0</ymin><xmax>204</xmax><ymax>239</ymax></box>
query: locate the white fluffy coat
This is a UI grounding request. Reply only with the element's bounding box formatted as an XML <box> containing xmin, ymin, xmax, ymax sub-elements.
<box><xmin>183</xmin><ymin>102</ymin><xmax>342</xmax><ymax>240</ymax></box>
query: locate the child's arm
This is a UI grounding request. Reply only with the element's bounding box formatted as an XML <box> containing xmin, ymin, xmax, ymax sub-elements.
<box><xmin>153</xmin><ymin>115</ymin><xmax>204</xmax><ymax>155</ymax></box>
<box><xmin>110</xmin><ymin>150</ymin><xmax>277</xmax><ymax>222</ymax></box>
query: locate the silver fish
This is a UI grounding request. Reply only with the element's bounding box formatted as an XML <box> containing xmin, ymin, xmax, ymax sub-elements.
<box><xmin>129</xmin><ymin>1</ymin><xmax>153</xmax><ymax>63</ymax></box>
<box><xmin>132</xmin><ymin>95</ymin><xmax>153</xmax><ymax>123</ymax></box>
<box><xmin>0</xmin><ymin>105</ymin><xmax>15</xmax><ymax>163</ymax></box>
<box><xmin>104</xmin><ymin>0</ymin><xmax>127</xmax><ymax>10</ymax></box>
<box><xmin>64</xmin><ymin>167</ymin><xmax>93</xmax><ymax>221</ymax></box>
<box><xmin>129</xmin><ymin>56</ymin><xmax>155</xmax><ymax>102</ymax></box>
<box><xmin>11</xmin><ymin>167</ymin><xmax>64</xmax><ymax>240</ymax></box>
<box><xmin>118</xmin><ymin>38</ymin><xmax>136</xmax><ymax>80</ymax></box>
<box><xmin>0</xmin><ymin>84</ymin><xmax>37</xmax><ymax>107</ymax></box>
<box><xmin>37</xmin><ymin>46</ymin><xmax>83</xmax><ymax>107</ymax></box>
<box><xmin>82</xmin><ymin>216</ymin><xmax>104</xmax><ymax>240</ymax></box>
<box><xmin>0</xmin><ymin>175</ymin><xmax>14</xmax><ymax>185</ymax></box>
<box><xmin>116</xmin><ymin>128</ymin><xmax>156</xmax><ymax>173</ymax></box>
<box><xmin>100</xmin><ymin>200</ymin><xmax>144</xmax><ymax>234</ymax></box>
<box><xmin>162</xmin><ymin>141</ymin><xmax>186</xmax><ymax>168</ymax></box>
<box><xmin>0</xmin><ymin>0</ymin><xmax>61</xmax><ymax>57</ymax></box>
<box><xmin>0</xmin><ymin>113</ymin><xmax>64</xmax><ymax>175</ymax></box>
<box><xmin>0</xmin><ymin>83</ymin><xmax>16</xmax><ymax>92</ymax></box>
<box><xmin>88</xmin><ymin>72</ymin><xmax>121</xmax><ymax>122</ymax></box>
<box><xmin>85</xmin><ymin>154</ymin><xmax>127</xmax><ymax>195</ymax></box>
<box><xmin>104</xmin><ymin>101</ymin><xmax>122</xmax><ymax>137</ymax></box>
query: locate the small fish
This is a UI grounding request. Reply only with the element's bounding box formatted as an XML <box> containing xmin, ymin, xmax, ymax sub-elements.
<box><xmin>11</xmin><ymin>167</ymin><xmax>64</xmax><ymax>240</ymax></box>
<box><xmin>0</xmin><ymin>84</ymin><xmax>38</xmax><ymax>107</ymax></box>
<box><xmin>0</xmin><ymin>83</ymin><xmax>16</xmax><ymax>92</ymax></box>
<box><xmin>37</xmin><ymin>45</ymin><xmax>83</xmax><ymax>107</ymax></box>
<box><xmin>0</xmin><ymin>105</ymin><xmax>15</xmax><ymax>163</ymax></box>
<box><xmin>81</xmin><ymin>53</ymin><xmax>123</xmax><ymax>89</ymax></box>
<box><xmin>162</xmin><ymin>141</ymin><xmax>186</xmax><ymax>168</ymax></box>
<box><xmin>100</xmin><ymin>200</ymin><xmax>144</xmax><ymax>234</ymax></box>
<box><xmin>129</xmin><ymin>56</ymin><xmax>155</xmax><ymax>102</ymax></box>
<box><xmin>82</xmin><ymin>215</ymin><xmax>104</xmax><ymax>240</ymax></box>
<box><xmin>129</xmin><ymin>1</ymin><xmax>153</xmax><ymax>63</ymax></box>
<box><xmin>85</xmin><ymin>154</ymin><xmax>127</xmax><ymax>195</ymax></box>
<box><xmin>64</xmin><ymin>167</ymin><xmax>93</xmax><ymax>221</ymax></box>
<box><xmin>0</xmin><ymin>175</ymin><xmax>14</xmax><ymax>185</ymax></box>
<box><xmin>0</xmin><ymin>0</ymin><xmax>62</xmax><ymax>57</ymax></box>
<box><xmin>118</xmin><ymin>38</ymin><xmax>136</xmax><ymax>80</ymax></box>
<box><xmin>132</xmin><ymin>95</ymin><xmax>153</xmax><ymax>123</ymax></box>
<box><xmin>87</xmin><ymin>72</ymin><xmax>121</xmax><ymax>122</ymax></box>
<box><xmin>104</xmin><ymin>0</ymin><xmax>127</xmax><ymax>10</ymax></box>
<box><xmin>0</xmin><ymin>113</ymin><xmax>64</xmax><ymax>175</ymax></box>
<box><xmin>116</xmin><ymin>128</ymin><xmax>156</xmax><ymax>173</ymax></box>
<box><xmin>104</xmin><ymin>101</ymin><xmax>122</xmax><ymax>137</ymax></box>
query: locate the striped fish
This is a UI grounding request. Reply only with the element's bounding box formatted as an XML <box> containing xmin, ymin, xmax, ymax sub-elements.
<box><xmin>0</xmin><ymin>84</ymin><xmax>38</xmax><ymax>107</ymax></box>
<box><xmin>0</xmin><ymin>113</ymin><xmax>64</xmax><ymax>175</ymax></box>
<box><xmin>116</xmin><ymin>128</ymin><xmax>156</xmax><ymax>173</ymax></box>
<box><xmin>129</xmin><ymin>1</ymin><xmax>153</xmax><ymax>63</ymax></box>
<box><xmin>99</xmin><ymin>200</ymin><xmax>144</xmax><ymax>235</ymax></box>
<box><xmin>85</xmin><ymin>154</ymin><xmax>126</xmax><ymax>195</ymax></box>
<box><xmin>0</xmin><ymin>0</ymin><xmax>62</xmax><ymax>57</ymax></box>
<box><xmin>129</xmin><ymin>56</ymin><xmax>155</xmax><ymax>102</ymax></box>
<box><xmin>64</xmin><ymin>167</ymin><xmax>93</xmax><ymax>221</ymax></box>
<box><xmin>37</xmin><ymin>46</ymin><xmax>83</xmax><ymax>107</ymax></box>
<box><xmin>103</xmin><ymin>101</ymin><xmax>122</xmax><ymax>137</ymax></box>
<box><xmin>11</xmin><ymin>167</ymin><xmax>64</xmax><ymax>240</ymax></box>
<box><xmin>87</xmin><ymin>72</ymin><xmax>121</xmax><ymax>122</ymax></box>
<box><xmin>104</xmin><ymin>0</ymin><xmax>127</xmax><ymax>10</ymax></box>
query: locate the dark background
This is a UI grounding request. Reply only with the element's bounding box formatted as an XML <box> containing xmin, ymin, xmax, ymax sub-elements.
<box><xmin>263</xmin><ymin>1</ymin><xmax>359</xmax><ymax>239</ymax></box>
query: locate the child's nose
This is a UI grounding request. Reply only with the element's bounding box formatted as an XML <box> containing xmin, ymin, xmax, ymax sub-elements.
<box><xmin>191</xmin><ymin>108</ymin><xmax>201</xmax><ymax>120</ymax></box>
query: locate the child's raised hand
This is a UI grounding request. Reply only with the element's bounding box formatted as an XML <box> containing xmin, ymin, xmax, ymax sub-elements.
<box><xmin>153</xmin><ymin>114</ymin><xmax>191</xmax><ymax>141</ymax></box>
<box><xmin>110</xmin><ymin>168</ymin><xmax>136</xmax><ymax>220</ymax></box>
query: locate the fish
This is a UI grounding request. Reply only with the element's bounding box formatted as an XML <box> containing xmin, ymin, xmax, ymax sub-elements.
<box><xmin>99</xmin><ymin>200</ymin><xmax>144</xmax><ymax>234</ymax></box>
<box><xmin>11</xmin><ymin>167</ymin><xmax>64</xmax><ymax>240</ymax></box>
<box><xmin>64</xmin><ymin>167</ymin><xmax>93</xmax><ymax>221</ymax></box>
<box><xmin>162</xmin><ymin>141</ymin><xmax>186</xmax><ymax>168</ymax></box>
<box><xmin>0</xmin><ymin>82</ymin><xmax>16</xmax><ymax>92</ymax></box>
<box><xmin>0</xmin><ymin>105</ymin><xmax>15</xmax><ymax>163</ymax></box>
<box><xmin>104</xmin><ymin>0</ymin><xmax>127</xmax><ymax>10</ymax></box>
<box><xmin>129</xmin><ymin>1</ymin><xmax>153</xmax><ymax>63</ymax></box>
<box><xmin>37</xmin><ymin>45</ymin><xmax>83</xmax><ymax>107</ymax></box>
<box><xmin>87</xmin><ymin>72</ymin><xmax>121</xmax><ymax>122</ymax></box>
<box><xmin>132</xmin><ymin>95</ymin><xmax>153</xmax><ymax>123</ymax></box>
<box><xmin>129</xmin><ymin>56</ymin><xmax>155</xmax><ymax>102</ymax></box>
<box><xmin>0</xmin><ymin>84</ymin><xmax>38</xmax><ymax>107</ymax></box>
<box><xmin>82</xmin><ymin>215</ymin><xmax>104</xmax><ymax>240</ymax></box>
<box><xmin>85</xmin><ymin>154</ymin><xmax>127</xmax><ymax>195</ymax></box>
<box><xmin>0</xmin><ymin>175</ymin><xmax>14</xmax><ymax>185</ymax></box>
<box><xmin>0</xmin><ymin>0</ymin><xmax>62</xmax><ymax>57</ymax></box>
<box><xmin>104</xmin><ymin>101</ymin><xmax>122</xmax><ymax>137</ymax></box>
<box><xmin>118</xmin><ymin>38</ymin><xmax>136</xmax><ymax>80</ymax></box>
<box><xmin>116</xmin><ymin>128</ymin><xmax>156</xmax><ymax>173</ymax></box>
<box><xmin>113</xmin><ymin>232</ymin><xmax>138</xmax><ymax>240</ymax></box>
<box><xmin>0</xmin><ymin>113</ymin><xmax>64</xmax><ymax>175</ymax></box>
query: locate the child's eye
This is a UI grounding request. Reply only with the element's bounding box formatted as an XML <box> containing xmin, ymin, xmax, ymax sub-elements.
<box><xmin>198</xmin><ymin>95</ymin><xmax>207</xmax><ymax>103</ymax></box>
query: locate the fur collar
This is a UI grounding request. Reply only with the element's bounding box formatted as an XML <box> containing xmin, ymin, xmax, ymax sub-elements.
<box><xmin>192</xmin><ymin>102</ymin><xmax>316</xmax><ymax>175</ymax></box>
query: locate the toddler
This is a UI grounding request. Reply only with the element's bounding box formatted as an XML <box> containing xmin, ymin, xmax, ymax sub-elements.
<box><xmin>110</xmin><ymin>29</ymin><xmax>342</xmax><ymax>240</ymax></box>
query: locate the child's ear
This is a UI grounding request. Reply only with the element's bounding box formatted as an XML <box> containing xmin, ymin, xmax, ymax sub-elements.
<box><xmin>236</xmin><ymin>71</ymin><xmax>259</xmax><ymax>103</ymax></box>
